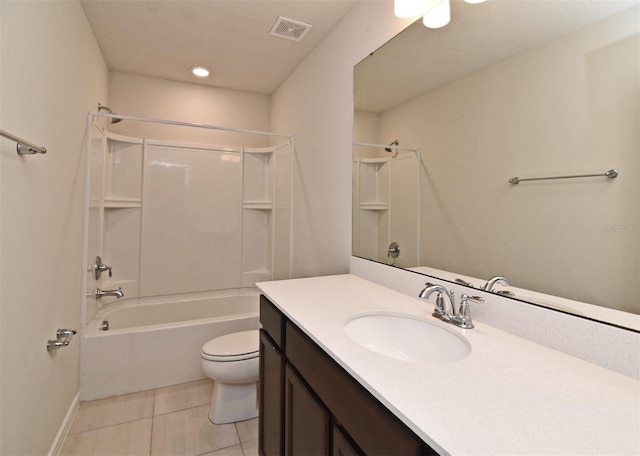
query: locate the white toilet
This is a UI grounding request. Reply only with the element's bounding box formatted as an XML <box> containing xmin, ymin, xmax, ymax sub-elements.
<box><xmin>200</xmin><ymin>330</ymin><xmax>260</xmax><ymax>424</ymax></box>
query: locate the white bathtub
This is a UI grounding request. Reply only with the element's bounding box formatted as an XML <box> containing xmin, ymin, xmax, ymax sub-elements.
<box><xmin>80</xmin><ymin>288</ymin><xmax>260</xmax><ymax>401</ymax></box>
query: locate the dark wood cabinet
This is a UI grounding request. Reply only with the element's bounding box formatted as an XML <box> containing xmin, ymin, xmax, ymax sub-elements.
<box><xmin>333</xmin><ymin>425</ymin><xmax>363</xmax><ymax>456</ymax></box>
<box><xmin>258</xmin><ymin>330</ymin><xmax>284</xmax><ymax>456</ymax></box>
<box><xmin>259</xmin><ymin>294</ymin><xmax>436</xmax><ymax>456</ymax></box>
<box><xmin>284</xmin><ymin>364</ymin><xmax>330</xmax><ymax>455</ymax></box>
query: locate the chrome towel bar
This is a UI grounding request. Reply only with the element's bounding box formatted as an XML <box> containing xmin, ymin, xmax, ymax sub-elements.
<box><xmin>0</xmin><ymin>128</ymin><xmax>47</xmax><ymax>155</ymax></box>
<box><xmin>509</xmin><ymin>169</ymin><xmax>618</xmax><ymax>185</ymax></box>
<box><xmin>47</xmin><ymin>328</ymin><xmax>77</xmax><ymax>352</ymax></box>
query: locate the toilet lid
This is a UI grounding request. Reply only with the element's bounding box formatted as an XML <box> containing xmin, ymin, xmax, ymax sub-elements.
<box><xmin>202</xmin><ymin>330</ymin><xmax>259</xmax><ymax>361</ymax></box>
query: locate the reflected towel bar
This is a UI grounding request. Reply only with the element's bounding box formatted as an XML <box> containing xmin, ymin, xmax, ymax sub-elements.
<box><xmin>0</xmin><ymin>128</ymin><xmax>47</xmax><ymax>155</ymax></box>
<box><xmin>509</xmin><ymin>169</ymin><xmax>618</xmax><ymax>185</ymax></box>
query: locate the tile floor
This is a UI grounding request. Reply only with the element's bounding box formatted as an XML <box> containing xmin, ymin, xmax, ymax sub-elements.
<box><xmin>60</xmin><ymin>379</ymin><xmax>258</xmax><ymax>456</ymax></box>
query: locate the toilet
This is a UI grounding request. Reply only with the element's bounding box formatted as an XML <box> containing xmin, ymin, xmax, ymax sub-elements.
<box><xmin>200</xmin><ymin>330</ymin><xmax>260</xmax><ymax>424</ymax></box>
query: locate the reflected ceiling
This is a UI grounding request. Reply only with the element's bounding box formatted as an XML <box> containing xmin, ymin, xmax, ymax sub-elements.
<box><xmin>355</xmin><ymin>0</ymin><xmax>636</xmax><ymax>113</ymax></box>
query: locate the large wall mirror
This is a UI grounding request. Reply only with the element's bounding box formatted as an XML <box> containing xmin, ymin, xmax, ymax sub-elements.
<box><xmin>353</xmin><ymin>0</ymin><xmax>639</xmax><ymax>331</ymax></box>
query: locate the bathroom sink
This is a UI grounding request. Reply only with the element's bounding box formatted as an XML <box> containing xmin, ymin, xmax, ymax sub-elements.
<box><xmin>344</xmin><ymin>313</ymin><xmax>471</xmax><ymax>364</ymax></box>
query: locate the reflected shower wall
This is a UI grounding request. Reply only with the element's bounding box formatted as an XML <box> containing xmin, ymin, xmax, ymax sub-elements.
<box><xmin>352</xmin><ymin>145</ymin><xmax>420</xmax><ymax>268</ymax></box>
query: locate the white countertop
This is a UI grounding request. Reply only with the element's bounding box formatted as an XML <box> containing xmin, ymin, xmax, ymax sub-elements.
<box><xmin>257</xmin><ymin>274</ymin><xmax>640</xmax><ymax>455</ymax></box>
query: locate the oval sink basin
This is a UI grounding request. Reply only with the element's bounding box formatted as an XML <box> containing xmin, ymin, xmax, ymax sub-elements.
<box><xmin>344</xmin><ymin>313</ymin><xmax>471</xmax><ymax>364</ymax></box>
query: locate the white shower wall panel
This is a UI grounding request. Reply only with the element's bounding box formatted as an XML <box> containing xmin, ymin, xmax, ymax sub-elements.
<box><xmin>141</xmin><ymin>144</ymin><xmax>243</xmax><ymax>296</ymax></box>
<box><xmin>272</xmin><ymin>144</ymin><xmax>293</xmax><ymax>279</ymax></box>
<box><xmin>106</xmin><ymin>139</ymin><xmax>143</xmax><ymax>200</ymax></box>
<box><xmin>388</xmin><ymin>155</ymin><xmax>419</xmax><ymax>268</ymax></box>
<box><xmin>105</xmin><ymin>208</ymin><xmax>141</xmax><ymax>298</ymax></box>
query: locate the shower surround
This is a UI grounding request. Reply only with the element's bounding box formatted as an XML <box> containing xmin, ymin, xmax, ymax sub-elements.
<box><xmin>80</xmin><ymin>115</ymin><xmax>293</xmax><ymax>398</ymax></box>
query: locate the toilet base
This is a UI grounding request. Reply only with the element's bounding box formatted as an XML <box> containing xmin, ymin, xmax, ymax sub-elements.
<box><xmin>208</xmin><ymin>381</ymin><xmax>258</xmax><ymax>424</ymax></box>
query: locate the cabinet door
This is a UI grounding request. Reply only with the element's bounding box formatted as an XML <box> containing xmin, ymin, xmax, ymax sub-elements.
<box><xmin>333</xmin><ymin>425</ymin><xmax>363</xmax><ymax>456</ymax></box>
<box><xmin>259</xmin><ymin>330</ymin><xmax>284</xmax><ymax>456</ymax></box>
<box><xmin>284</xmin><ymin>364</ymin><xmax>330</xmax><ymax>456</ymax></box>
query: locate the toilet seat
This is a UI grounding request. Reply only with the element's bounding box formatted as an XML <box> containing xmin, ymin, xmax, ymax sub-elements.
<box><xmin>201</xmin><ymin>330</ymin><xmax>259</xmax><ymax>362</ymax></box>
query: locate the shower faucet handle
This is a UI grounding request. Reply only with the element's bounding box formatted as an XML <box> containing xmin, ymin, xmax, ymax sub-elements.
<box><xmin>92</xmin><ymin>256</ymin><xmax>113</xmax><ymax>280</ymax></box>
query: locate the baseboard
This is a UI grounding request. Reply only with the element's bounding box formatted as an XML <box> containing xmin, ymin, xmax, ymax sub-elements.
<box><xmin>47</xmin><ymin>392</ymin><xmax>80</xmax><ymax>456</ymax></box>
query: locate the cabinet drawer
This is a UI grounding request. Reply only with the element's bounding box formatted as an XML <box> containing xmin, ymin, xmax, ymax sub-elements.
<box><xmin>286</xmin><ymin>321</ymin><xmax>435</xmax><ymax>456</ymax></box>
<box><xmin>260</xmin><ymin>294</ymin><xmax>284</xmax><ymax>349</ymax></box>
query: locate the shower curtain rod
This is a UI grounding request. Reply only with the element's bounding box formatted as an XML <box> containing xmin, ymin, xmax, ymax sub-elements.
<box><xmin>91</xmin><ymin>112</ymin><xmax>293</xmax><ymax>139</ymax></box>
<box><xmin>353</xmin><ymin>141</ymin><xmax>418</xmax><ymax>152</ymax></box>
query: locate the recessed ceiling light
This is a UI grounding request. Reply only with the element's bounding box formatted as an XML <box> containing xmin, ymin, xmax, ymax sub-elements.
<box><xmin>191</xmin><ymin>66</ymin><xmax>210</xmax><ymax>77</ymax></box>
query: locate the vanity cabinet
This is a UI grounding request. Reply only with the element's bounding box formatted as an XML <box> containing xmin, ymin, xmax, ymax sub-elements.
<box><xmin>258</xmin><ymin>295</ymin><xmax>436</xmax><ymax>456</ymax></box>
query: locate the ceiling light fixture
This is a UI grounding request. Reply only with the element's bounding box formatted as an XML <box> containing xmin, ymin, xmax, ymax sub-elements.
<box><xmin>422</xmin><ymin>0</ymin><xmax>450</xmax><ymax>28</ymax></box>
<box><xmin>394</xmin><ymin>0</ymin><xmax>428</xmax><ymax>18</ymax></box>
<box><xmin>394</xmin><ymin>0</ymin><xmax>485</xmax><ymax>29</ymax></box>
<box><xmin>191</xmin><ymin>66</ymin><xmax>210</xmax><ymax>77</ymax></box>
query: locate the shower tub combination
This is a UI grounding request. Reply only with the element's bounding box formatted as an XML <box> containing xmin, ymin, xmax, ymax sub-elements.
<box><xmin>81</xmin><ymin>288</ymin><xmax>260</xmax><ymax>401</ymax></box>
<box><xmin>80</xmin><ymin>112</ymin><xmax>294</xmax><ymax>401</ymax></box>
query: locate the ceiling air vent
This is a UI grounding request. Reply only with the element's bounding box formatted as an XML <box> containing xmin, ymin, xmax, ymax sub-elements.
<box><xmin>269</xmin><ymin>16</ymin><xmax>313</xmax><ymax>42</ymax></box>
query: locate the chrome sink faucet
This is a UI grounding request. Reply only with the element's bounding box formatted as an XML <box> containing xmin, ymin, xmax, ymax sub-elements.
<box><xmin>95</xmin><ymin>287</ymin><xmax>124</xmax><ymax>299</ymax></box>
<box><xmin>419</xmin><ymin>283</ymin><xmax>456</xmax><ymax>322</ymax></box>
<box><xmin>418</xmin><ymin>282</ymin><xmax>483</xmax><ymax>329</ymax></box>
<box><xmin>483</xmin><ymin>276</ymin><xmax>510</xmax><ymax>292</ymax></box>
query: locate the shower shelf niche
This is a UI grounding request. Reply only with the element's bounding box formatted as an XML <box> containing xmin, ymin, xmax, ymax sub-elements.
<box><xmin>243</xmin><ymin>202</ymin><xmax>273</xmax><ymax>210</ymax></box>
<box><xmin>103</xmin><ymin>197</ymin><xmax>142</xmax><ymax>209</ymax></box>
<box><xmin>359</xmin><ymin>202</ymin><xmax>388</xmax><ymax>211</ymax></box>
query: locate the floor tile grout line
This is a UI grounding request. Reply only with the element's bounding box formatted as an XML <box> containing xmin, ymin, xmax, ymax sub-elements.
<box><xmin>149</xmin><ymin>387</ymin><xmax>157</xmax><ymax>455</ymax></box>
<box><xmin>234</xmin><ymin>422</ymin><xmax>244</xmax><ymax>456</ymax></box>
<box><xmin>153</xmin><ymin>401</ymin><xmax>212</xmax><ymax>418</ymax></box>
<box><xmin>195</xmin><ymin>441</ymin><xmax>245</xmax><ymax>456</ymax></box>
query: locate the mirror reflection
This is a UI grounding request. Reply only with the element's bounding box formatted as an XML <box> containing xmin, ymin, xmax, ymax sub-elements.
<box><xmin>353</xmin><ymin>0</ymin><xmax>639</xmax><ymax>330</ymax></box>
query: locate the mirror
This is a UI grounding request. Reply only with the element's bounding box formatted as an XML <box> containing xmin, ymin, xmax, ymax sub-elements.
<box><xmin>353</xmin><ymin>0</ymin><xmax>639</xmax><ymax>330</ymax></box>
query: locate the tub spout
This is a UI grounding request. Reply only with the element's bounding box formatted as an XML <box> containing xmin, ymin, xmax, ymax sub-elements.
<box><xmin>95</xmin><ymin>287</ymin><xmax>124</xmax><ymax>299</ymax></box>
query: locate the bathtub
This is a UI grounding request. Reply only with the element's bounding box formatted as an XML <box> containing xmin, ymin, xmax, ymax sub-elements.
<box><xmin>80</xmin><ymin>288</ymin><xmax>260</xmax><ymax>401</ymax></box>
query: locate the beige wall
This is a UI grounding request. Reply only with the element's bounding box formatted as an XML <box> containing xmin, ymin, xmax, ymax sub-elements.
<box><xmin>376</xmin><ymin>8</ymin><xmax>639</xmax><ymax>311</ymax></box>
<box><xmin>0</xmin><ymin>1</ymin><xmax>108</xmax><ymax>454</ymax></box>
<box><xmin>108</xmin><ymin>72</ymin><xmax>272</xmax><ymax>147</ymax></box>
<box><xmin>271</xmin><ymin>1</ymin><xmax>414</xmax><ymax>278</ymax></box>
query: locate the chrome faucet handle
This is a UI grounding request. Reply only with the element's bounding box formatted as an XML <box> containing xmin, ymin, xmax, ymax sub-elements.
<box><xmin>92</xmin><ymin>256</ymin><xmax>113</xmax><ymax>280</ymax></box>
<box><xmin>387</xmin><ymin>242</ymin><xmax>400</xmax><ymax>258</ymax></box>
<box><xmin>455</xmin><ymin>294</ymin><xmax>484</xmax><ymax>329</ymax></box>
<box><xmin>432</xmin><ymin>292</ymin><xmax>447</xmax><ymax>320</ymax></box>
<box><xmin>455</xmin><ymin>278</ymin><xmax>475</xmax><ymax>288</ymax></box>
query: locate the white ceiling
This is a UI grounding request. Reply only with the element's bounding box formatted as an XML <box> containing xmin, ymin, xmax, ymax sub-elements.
<box><xmin>80</xmin><ymin>0</ymin><xmax>358</xmax><ymax>95</ymax></box>
<box><xmin>355</xmin><ymin>0</ymin><xmax>639</xmax><ymax>113</ymax></box>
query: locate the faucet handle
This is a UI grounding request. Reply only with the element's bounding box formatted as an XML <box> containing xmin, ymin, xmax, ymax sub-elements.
<box><xmin>433</xmin><ymin>292</ymin><xmax>447</xmax><ymax>320</ymax></box>
<box><xmin>455</xmin><ymin>295</ymin><xmax>484</xmax><ymax>329</ymax></box>
<box><xmin>92</xmin><ymin>256</ymin><xmax>113</xmax><ymax>280</ymax></box>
